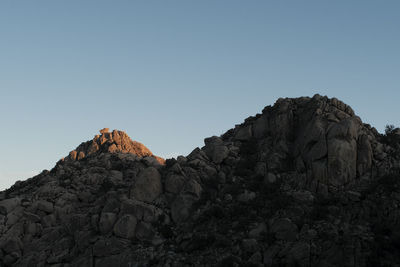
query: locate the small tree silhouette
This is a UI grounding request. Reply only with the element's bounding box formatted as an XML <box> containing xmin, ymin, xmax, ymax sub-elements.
<box><xmin>385</xmin><ymin>124</ymin><xmax>396</xmax><ymax>135</ymax></box>
<box><xmin>382</xmin><ymin>124</ymin><xmax>400</xmax><ymax>157</ymax></box>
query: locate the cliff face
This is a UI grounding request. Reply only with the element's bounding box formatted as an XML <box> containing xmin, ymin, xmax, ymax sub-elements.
<box><xmin>1</xmin><ymin>94</ymin><xmax>400</xmax><ymax>266</ymax></box>
<box><xmin>223</xmin><ymin>95</ymin><xmax>392</xmax><ymax>190</ymax></box>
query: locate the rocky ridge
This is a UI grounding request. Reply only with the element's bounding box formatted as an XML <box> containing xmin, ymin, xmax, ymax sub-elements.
<box><xmin>1</xmin><ymin>94</ymin><xmax>400</xmax><ymax>266</ymax></box>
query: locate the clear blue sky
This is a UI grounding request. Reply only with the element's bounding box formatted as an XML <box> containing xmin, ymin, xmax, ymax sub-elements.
<box><xmin>0</xmin><ymin>0</ymin><xmax>399</xmax><ymax>189</ymax></box>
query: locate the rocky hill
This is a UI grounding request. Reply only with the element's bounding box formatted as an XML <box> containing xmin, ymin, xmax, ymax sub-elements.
<box><xmin>1</xmin><ymin>94</ymin><xmax>400</xmax><ymax>266</ymax></box>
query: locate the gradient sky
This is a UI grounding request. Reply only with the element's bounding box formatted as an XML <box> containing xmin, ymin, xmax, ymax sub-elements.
<box><xmin>0</xmin><ymin>0</ymin><xmax>399</xmax><ymax>190</ymax></box>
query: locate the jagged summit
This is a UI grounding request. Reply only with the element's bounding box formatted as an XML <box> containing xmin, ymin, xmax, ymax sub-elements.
<box><xmin>0</xmin><ymin>94</ymin><xmax>399</xmax><ymax>266</ymax></box>
<box><xmin>64</xmin><ymin>128</ymin><xmax>165</xmax><ymax>164</ymax></box>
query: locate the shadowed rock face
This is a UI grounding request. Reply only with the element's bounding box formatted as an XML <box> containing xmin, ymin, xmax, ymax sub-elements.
<box><xmin>1</xmin><ymin>95</ymin><xmax>399</xmax><ymax>267</ymax></box>
<box><xmin>225</xmin><ymin>94</ymin><xmax>376</xmax><ymax>191</ymax></box>
<box><xmin>65</xmin><ymin>128</ymin><xmax>165</xmax><ymax>165</ymax></box>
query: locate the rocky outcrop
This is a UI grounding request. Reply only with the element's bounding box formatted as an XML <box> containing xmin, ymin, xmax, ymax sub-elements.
<box><xmin>226</xmin><ymin>95</ymin><xmax>376</xmax><ymax>191</ymax></box>
<box><xmin>0</xmin><ymin>95</ymin><xmax>399</xmax><ymax>266</ymax></box>
<box><xmin>65</xmin><ymin>128</ymin><xmax>165</xmax><ymax>164</ymax></box>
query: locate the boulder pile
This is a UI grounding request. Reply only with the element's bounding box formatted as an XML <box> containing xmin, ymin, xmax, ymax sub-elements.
<box><xmin>1</xmin><ymin>94</ymin><xmax>399</xmax><ymax>266</ymax></box>
<box><xmin>65</xmin><ymin>128</ymin><xmax>165</xmax><ymax>164</ymax></box>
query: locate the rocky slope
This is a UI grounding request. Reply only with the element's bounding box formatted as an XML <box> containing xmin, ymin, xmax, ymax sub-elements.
<box><xmin>1</xmin><ymin>94</ymin><xmax>400</xmax><ymax>267</ymax></box>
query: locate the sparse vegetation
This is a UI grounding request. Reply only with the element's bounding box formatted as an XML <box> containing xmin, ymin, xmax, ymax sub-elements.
<box><xmin>382</xmin><ymin>124</ymin><xmax>400</xmax><ymax>155</ymax></box>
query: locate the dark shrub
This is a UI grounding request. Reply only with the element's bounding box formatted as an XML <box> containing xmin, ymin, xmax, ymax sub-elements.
<box><xmin>235</xmin><ymin>138</ymin><xmax>259</xmax><ymax>177</ymax></box>
<box><xmin>217</xmin><ymin>255</ymin><xmax>242</xmax><ymax>267</ymax></box>
<box><xmin>381</xmin><ymin>124</ymin><xmax>400</xmax><ymax>156</ymax></box>
<box><xmin>159</xmin><ymin>224</ymin><xmax>174</xmax><ymax>239</ymax></box>
<box><xmin>186</xmin><ymin>233</ymin><xmax>216</xmax><ymax>252</ymax></box>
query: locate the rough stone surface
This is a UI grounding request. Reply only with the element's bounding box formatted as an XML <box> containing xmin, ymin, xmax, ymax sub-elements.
<box><xmin>64</xmin><ymin>129</ymin><xmax>165</xmax><ymax>164</ymax></box>
<box><xmin>131</xmin><ymin>167</ymin><xmax>162</xmax><ymax>202</ymax></box>
<box><xmin>164</xmin><ymin>174</ymin><xmax>186</xmax><ymax>194</ymax></box>
<box><xmin>98</xmin><ymin>213</ymin><xmax>116</xmax><ymax>234</ymax></box>
<box><xmin>113</xmin><ymin>215</ymin><xmax>137</xmax><ymax>240</ymax></box>
<box><xmin>1</xmin><ymin>95</ymin><xmax>400</xmax><ymax>266</ymax></box>
<box><xmin>270</xmin><ymin>218</ymin><xmax>298</xmax><ymax>241</ymax></box>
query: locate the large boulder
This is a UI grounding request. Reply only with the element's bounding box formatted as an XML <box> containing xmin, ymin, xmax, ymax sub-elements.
<box><xmin>131</xmin><ymin>167</ymin><xmax>162</xmax><ymax>202</ymax></box>
<box><xmin>270</xmin><ymin>218</ymin><xmax>298</xmax><ymax>242</ymax></box>
<box><xmin>292</xmin><ymin>102</ymin><xmax>370</xmax><ymax>187</ymax></box>
<box><xmin>99</xmin><ymin>212</ymin><xmax>117</xmax><ymax>234</ymax></box>
<box><xmin>171</xmin><ymin>194</ymin><xmax>197</xmax><ymax>223</ymax></box>
<box><xmin>170</xmin><ymin>179</ymin><xmax>202</xmax><ymax>223</ymax></box>
<box><xmin>120</xmin><ymin>199</ymin><xmax>161</xmax><ymax>223</ymax></box>
<box><xmin>203</xmin><ymin>136</ymin><xmax>229</xmax><ymax>164</ymax></box>
<box><xmin>113</xmin><ymin>215</ymin><xmax>137</xmax><ymax>240</ymax></box>
<box><xmin>0</xmin><ymin>198</ymin><xmax>20</xmax><ymax>215</ymax></box>
<box><xmin>164</xmin><ymin>174</ymin><xmax>186</xmax><ymax>194</ymax></box>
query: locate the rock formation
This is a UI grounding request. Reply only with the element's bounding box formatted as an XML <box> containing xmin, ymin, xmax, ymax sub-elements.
<box><xmin>0</xmin><ymin>94</ymin><xmax>399</xmax><ymax>266</ymax></box>
<box><xmin>65</xmin><ymin>128</ymin><xmax>165</xmax><ymax>165</ymax></box>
